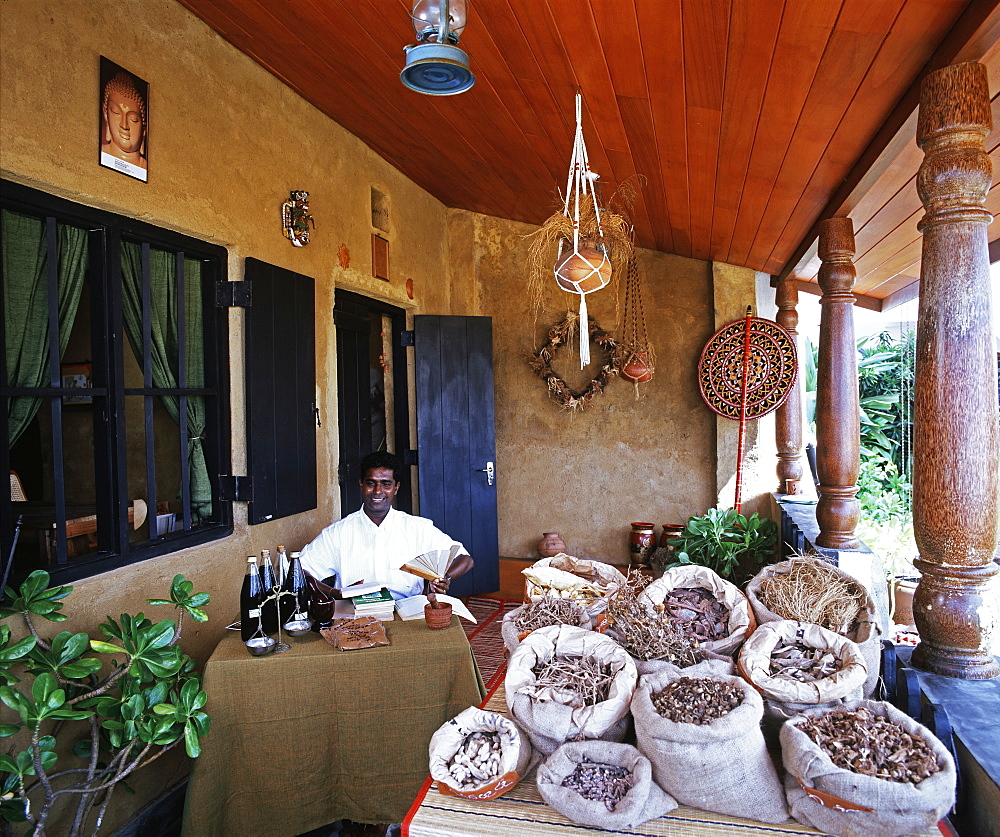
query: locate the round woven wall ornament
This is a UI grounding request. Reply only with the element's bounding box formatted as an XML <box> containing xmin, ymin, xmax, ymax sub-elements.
<box><xmin>698</xmin><ymin>316</ymin><xmax>797</xmax><ymax>420</ymax></box>
<box><xmin>529</xmin><ymin>314</ymin><xmax>619</xmax><ymax>410</ymax></box>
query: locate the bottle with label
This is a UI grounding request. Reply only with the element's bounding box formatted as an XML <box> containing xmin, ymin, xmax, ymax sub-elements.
<box><xmin>258</xmin><ymin>549</ymin><xmax>279</xmax><ymax>635</ymax></box>
<box><xmin>286</xmin><ymin>551</ymin><xmax>311</xmax><ymax>623</ymax></box>
<box><xmin>240</xmin><ymin>555</ymin><xmax>266</xmax><ymax>641</ymax></box>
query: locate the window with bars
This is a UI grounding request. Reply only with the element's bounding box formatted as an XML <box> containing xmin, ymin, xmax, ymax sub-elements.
<box><xmin>1</xmin><ymin>181</ymin><xmax>232</xmax><ymax>584</ymax></box>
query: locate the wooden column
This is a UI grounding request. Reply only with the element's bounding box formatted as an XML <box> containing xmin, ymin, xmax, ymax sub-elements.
<box><xmin>815</xmin><ymin>217</ymin><xmax>860</xmax><ymax>549</ymax></box>
<box><xmin>775</xmin><ymin>276</ymin><xmax>804</xmax><ymax>494</ymax></box>
<box><xmin>911</xmin><ymin>61</ymin><xmax>999</xmax><ymax>680</ymax></box>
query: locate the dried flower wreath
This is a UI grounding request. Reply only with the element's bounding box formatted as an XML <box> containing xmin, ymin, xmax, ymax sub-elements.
<box><xmin>529</xmin><ymin>313</ymin><xmax>619</xmax><ymax>409</ymax></box>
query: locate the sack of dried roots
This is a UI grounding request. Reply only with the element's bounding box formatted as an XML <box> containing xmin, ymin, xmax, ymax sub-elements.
<box><xmin>640</xmin><ymin>565</ymin><xmax>756</xmax><ymax>657</ymax></box>
<box><xmin>428</xmin><ymin>706</ymin><xmax>535</xmax><ymax>800</ymax></box>
<box><xmin>746</xmin><ymin>556</ymin><xmax>882</xmax><ymax>696</ymax></box>
<box><xmin>536</xmin><ymin>741</ymin><xmax>676</xmax><ymax>829</ymax></box>
<box><xmin>505</xmin><ymin>624</ymin><xmax>637</xmax><ymax>755</ymax></box>
<box><xmin>631</xmin><ymin>668</ymin><xmax>788</xmax><ymax>824</ymax></box>
<box><xmin>501</xmin><ymin>596</ymin><xmax>590</xmax><ymax>653</ymax></box>
<box><xmin>523</xmin><ymin>554</ymin><xmax>625</xmax><ymax>626</ymax></box>
<box><xmin>780</xmin><ymin>700</ymin><xmax>956</xmax><ymax>837</ymax></box>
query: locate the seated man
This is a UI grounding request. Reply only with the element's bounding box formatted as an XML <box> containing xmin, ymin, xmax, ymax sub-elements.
<box><xmin>299</xmin><ymin>451</ymin><xmax>473</xmax><ymax>600</ymax></box>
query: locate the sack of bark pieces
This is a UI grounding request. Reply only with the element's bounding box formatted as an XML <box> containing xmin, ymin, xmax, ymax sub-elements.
<box><xmin>506</xmin><ymin>624</ymin><xmax>637</xmax><ymax>755</ymax></box>
<box><xmin>522</xmin><ymin>554</ymin><xmax>625</xmax><ymax>626</ymax></box>
<box><xmin>536</xmin><ymin>741</ymin><xmax>676</xmax><ymax>829</ymax></box>
<box><xmin>746</xmin><ymin>556</ymin><xmax>882</xmax><ymax>697</ymax></box>
<box><xmin>501</xmin><ymin>597</ymin><xmax>590</xmax><ymax>654</ymax></box>
<box><xmin>737</xmin><ymin>620</ymin><xmax>867</xmax><ymax>747</ymax></box>
<box><xmin>631</xmin><ymin>668</ymin><xmax>788</xmax><ymax>824</ymax></box>
<box><xmin>428</xmin><ymin>706</ymin><xmax>535</xmax><ymax>801</ymax></box>
<box><xmin>780</xmin><ymin>700</ymin><xmax>956</xmax><ymax>837</ymax></box>
<box><xmin>640</xmin><ymin>565</ymin><xmax>756</xmax><ymax>657</ymax></box>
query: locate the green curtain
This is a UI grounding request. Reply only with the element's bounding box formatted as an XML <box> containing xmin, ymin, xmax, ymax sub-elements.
<box><xmin>120</xmin><ymin>242</ymin><xmax>211</xmax><ymax>522</ymax></box>
<box><xmin>2</xmin><ymin>209</ymin><xmax>87</xmax><ymax>447</ymax></box>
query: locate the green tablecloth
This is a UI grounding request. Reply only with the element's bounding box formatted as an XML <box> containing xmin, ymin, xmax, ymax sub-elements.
<box><xmin>181</xmin><ymin>617</ymin><xmax>485</xmax><ymax>836</ymax></box>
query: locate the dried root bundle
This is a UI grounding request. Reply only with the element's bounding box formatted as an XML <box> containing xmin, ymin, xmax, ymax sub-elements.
<box><xmin>756</xmin><ymin>557</ymin><xmax>864</xmax><ymax>634</ymax></box>
<box><xmin>650</xmin><ymin>677</ymin><xmax>744</xmax><ymax>724</ymax></box>
<box><xmin>769</xmin><ymin>640</ymin><xmax>842</xmax><ymax>682</ymax></box>
<box><xmin>560</xmin><ymin>757</ymin><xmax>634</xmax><ymax>812</ymax></box>
<box><xmin>530</xmin><ymin>654</ymin><xmax>616</xmax><ymax>707</ymax></box>
<box><xmin>444</xmin><ymin>731</ymin><xmax>503</xmax><ymax>789</ymax></box>
<box><xmin>513</xmin><ymin>597</ymin><xmax>586</xmax><ymax>633</ymax></box>
<box><xmin>606</xmin><ymin>571</ymin><xmax>702</xmax><ymax>666</ymax></box>
<box><xmin>798</xmin><ymin>707</ymin><xmax>941</xmax><ymax>784</ymax></box>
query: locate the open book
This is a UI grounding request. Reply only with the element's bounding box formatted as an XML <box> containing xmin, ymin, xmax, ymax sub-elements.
<box><xmin>398</xmin><ymin>543</ymin><xmax>464</xmax><ymax>581</ymax></box>
<box><xmin>395</xmin><ymin>593</ymin><xmax>477</xmax><ymax>623</ymax></box>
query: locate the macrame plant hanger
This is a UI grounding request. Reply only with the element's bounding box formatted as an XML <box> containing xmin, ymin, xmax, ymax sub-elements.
<box><xmin>619</xmin><ymin>233</ymin><xmax>655</xmax><ymax>394</ymax></box>
<box><xmin>554</xmin><ymin>92</ymin><xmax>611</xmax><ymax>369</ymax></box>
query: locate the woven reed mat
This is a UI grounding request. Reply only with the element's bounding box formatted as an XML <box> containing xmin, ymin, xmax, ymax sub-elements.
<box><xmin>463</xmin><ymin>596</ymin><xmax>520</xmax><ymax>692</ymax></box>
<box><xmin>402</xmin><ymin>681</ymin><xmax>950</xmax><ymax>837</ymax></box>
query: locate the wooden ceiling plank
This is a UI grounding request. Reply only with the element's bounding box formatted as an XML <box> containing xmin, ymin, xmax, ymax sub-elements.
<box><xmin>725</xmin><ymin>0</ymin><xmax>844</xmax><ymax>269</ymax></box>
<box><xmin>711</xmin><ymin>0</ymin><xmax>785</xmax><ymax>263</ymax></box>
<box><xmin>615</xmin><ymin>95</ymin><xmax>671</xmax><ymax>252</ymax></box>
<box><xmin>635</xmin><ymin>0</ymin><xmax>691</xmax><ymax>257</ymax></box>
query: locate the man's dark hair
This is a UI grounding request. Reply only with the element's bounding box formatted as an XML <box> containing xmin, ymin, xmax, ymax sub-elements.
<box><xmin>359</xmin><ymin>451</ymin><xmax>403</xmax><ymax>482</ymax></box>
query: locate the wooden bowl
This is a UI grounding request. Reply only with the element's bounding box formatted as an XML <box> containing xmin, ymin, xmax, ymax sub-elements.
<box><xmin>424</xmin><ymin>602</ymin><xmax>453</xmax><ymax>630</ymax></box>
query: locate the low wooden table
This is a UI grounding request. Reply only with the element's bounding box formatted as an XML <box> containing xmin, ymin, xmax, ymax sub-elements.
<box><xmin>181</xmin><ymin>617</ymin><xmax>485</xmax><ymax>837</ymax></box>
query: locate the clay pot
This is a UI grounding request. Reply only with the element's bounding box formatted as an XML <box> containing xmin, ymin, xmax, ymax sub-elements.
<box><xmin>658</xmin><ymin>523</ymin><xmax>685</xmax><ymax>549</ymax></box>
<box><xmin>620</xmin><ymin>351</ymin><xmax>654</xmax><ymax>384</ymax></box>
<box><xmin>628</xmin><ymin>522</ymin><xmax>656</xmax><ymax>567</ymax></box>
<box><xmin>553</xmin><ymin>241</ymin><xmax>612</xmax><ymax>294</ymax></box>
<box><xmin>425</xmin><ymin>602</ymin><xmax>453</xmax><ymax>630</ymax></box>
<box><xmin>890</xmin><ymin>577</ymin><xmax>918</xmax><ymax>627</ymax></box>
<box><xmin>537</xmin><ymin>532</ymin><xmax>566</xmax><ymax>558</ymax></box>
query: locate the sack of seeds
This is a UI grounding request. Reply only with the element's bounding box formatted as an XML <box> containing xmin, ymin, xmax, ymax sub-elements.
<box><xmin>536</xmin><ymin>741</ymin><xmax>676</xmax><ymax>829</ymax></box>
<box><xmin>506</xmin><ymin>624</ymin><xmax>637</xmax><ymax>755</ymax></box>
<box><xmin>501</xmin><ymin>597</ymin><xmax>590</xmax><ymax>654</ymax></box>
<box><xmin>428</xmin><ymin>706</ymin><xmax>535</xmax><ymax>801</ymax></box>
<box><xmin>631</xmin><ymin>669</ymin><xmax>789</xmax><ymax>824</ymax></box>
<box><xmin>523</xmin><ymin>554</ymin><xmax>625</xmax><ymax>625</ymax></box>
<box><xmin>746</xmin><ymin>556</ymin><xmax>882</xmax><ymax>696</ymax></box>
<box><xmin>738</xmin><ymin>620</ymin><xmax>867</xmax><ymax>747</ymax></box>
<box><xmin>780</xmin><ymin>700</ymin><xmax>956</xmax><ymax>837</ymax></box>
<box><xmin>640</xmin><ymin>565</ymin><xmax>756</xmax><ymax>656</ymax></box>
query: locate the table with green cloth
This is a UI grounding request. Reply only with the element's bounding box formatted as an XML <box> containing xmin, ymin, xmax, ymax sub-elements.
<box><xmin>181</xmin><ymin>616</ymin><xmax>485</xmax><ymax>837</ymax></box>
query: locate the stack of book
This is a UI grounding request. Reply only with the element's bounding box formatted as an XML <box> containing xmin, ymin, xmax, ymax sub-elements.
<box><xmin>345</xmin><ymin>585</ymin><xmax>395</xmax><ymax>621</ymax></box>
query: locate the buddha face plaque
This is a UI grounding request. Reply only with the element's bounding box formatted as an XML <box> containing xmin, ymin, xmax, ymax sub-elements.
<box><xmin>99</xmin><ymin>57</ymin><xmax>149</xmax><ymax>182</ymax></box>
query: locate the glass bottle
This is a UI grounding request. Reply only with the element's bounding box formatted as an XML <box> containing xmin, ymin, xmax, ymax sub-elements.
<box><xmin>258</xmin><ymin>549</ymin><xmax>279</xmax><ymax>635</ymax></box>
<box><xmin>276</xmin><ymin>545</ymin><xmax>295</xmax><ymax>624</ymax></box>
<box><xmin>240</xmin><ymin>555</ymin><xmax>265</xmax><ymax>642</ymax></box>
<box><xmin>287</xmin><ymin>552</ymin><xmax>311</xmax><ymax>623</ymax></box>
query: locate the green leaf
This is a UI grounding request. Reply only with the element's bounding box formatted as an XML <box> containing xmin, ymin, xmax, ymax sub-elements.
<box><xmin>90</xmin><ymin>640</ymin><xmax>123</xmax><ymax>655</ymax></box>
<box><xmin>145</xmin><ymin>599</ymin><xmax>172</xmax><ymax>607</ymax></box>
<box><xmin>0</xmin><ymin>724</ymin><xmax>20</xmax><ymax>737</ymax></box>
<box><xmin>183</xmin><ymin>720</ymin><xmax>201</xmax><ymax>758</ymax></box>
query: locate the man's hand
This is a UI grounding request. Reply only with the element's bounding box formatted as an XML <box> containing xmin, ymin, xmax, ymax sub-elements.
<box><xmin>428</xmin><ymin>575</ymin><xmax>451</xmax><ymax>596</ymax></box>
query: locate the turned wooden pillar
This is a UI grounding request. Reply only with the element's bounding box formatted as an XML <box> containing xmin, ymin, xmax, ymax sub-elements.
<box><xmin>911</xmin><ymin>61</ymin><xmax>999</xmax><ymax>680</ymax></box>
<box><xmin>815</xmin><ymin>217</ymin><xmax>861</xmax><ymax>549</ymax></box>
<box><xmin>775</xmin><ymin>276</ymin><xmax>804</xmax><ymax>495</ymax></box>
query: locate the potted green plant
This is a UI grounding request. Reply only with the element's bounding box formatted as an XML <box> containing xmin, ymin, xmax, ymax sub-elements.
<box><xmin>0</xmin><ymin>571</ymin><xmax>211</xmax><ymax>836</ymax></box>
<box><xmin>667</xmin><ymin>508</ymin><xmax>778</xmax><ymax>585</ymax></box>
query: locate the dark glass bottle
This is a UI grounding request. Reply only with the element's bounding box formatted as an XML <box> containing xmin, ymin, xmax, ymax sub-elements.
<box><xmin>287</xmin><ymin>551</ymin><xmax>311</xmax><ymax>622</ymax></box>
<box><xmin>239</xmin><ymin>555</ymin><xmax>266</xmax><ymax>642</ymax></box>
<box><xmin>258</xmin><ymin>549</ymin><xmax>279</xmax><ymax>635</ymax></box>
<box><xmin>276</xmin><ymin>545</ymin><xmax>296</xmax><ymax>625</ymax></box>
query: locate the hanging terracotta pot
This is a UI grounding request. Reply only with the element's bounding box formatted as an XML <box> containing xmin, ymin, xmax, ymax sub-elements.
<box><xmin>628</xmin><ymin>522</ymin><xmax>656</xmax><ymax>567</ymax></box>
<box><xmin>554</xmin><ymin>240</ymin><xmax>612</xmax><ymax>294</ymax></box>
<box><xmin>620</xmin><ymin>350</ymin><xmax>654</xmax><ymax>384</ymax></box>
<box><xmin>537</xmin><ymin>532</ymin><xmax>567</xmax><ymax>558</ymax></box>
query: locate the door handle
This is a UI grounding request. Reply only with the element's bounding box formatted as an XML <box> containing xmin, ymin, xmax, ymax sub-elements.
<box><xmin>476</xmin><ymin>461</ymin><xmax>495</xmax><ymax>486</ymax></box>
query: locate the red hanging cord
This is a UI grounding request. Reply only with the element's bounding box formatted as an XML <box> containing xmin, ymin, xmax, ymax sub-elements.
<box><xmin>734</xmin><ymin>305</ymin><xmax>753</xmax><ymax>514</ymax></box>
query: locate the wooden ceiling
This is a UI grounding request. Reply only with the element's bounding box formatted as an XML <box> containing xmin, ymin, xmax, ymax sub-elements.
<box><xmin>177</xmin><ymin>0</ymin><xmax>1000</xmax><ymax>310</ymax></box>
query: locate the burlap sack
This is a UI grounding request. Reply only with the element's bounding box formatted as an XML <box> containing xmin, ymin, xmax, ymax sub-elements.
<box><xmin>506</xmin><ymin>624</ymin><xmax>637</xmax><ymax>755</ymax></box>
<box><xmin>746</xmin><ymin>557</ymin><xmax>883</xmax><ymax>697</ymax></box>
<box><xmin>536</xmin><ymin>741</ymin><xmax>677</xmax><ymax>829</ymax></box>
<box><xmin>630</xmin><ymin>648</ymin><xmax>736</xmax><ymax>678</ymax></box>
<box><xmin>428</xmin><ymin>707</ymin><xmax>535</xmax><ymax>800</ymax></box>
<box><xmin>501</xmin><ymin>599</ymin><xmax>590</xmax><ymax>654</ymax></box>
<box><xmin>632</xmin><ymin>668</ymin><xmax>788</xmax><ymax>824</ymax></box>
<box><xmin>523</xmin><ymin>555</ymin><xmax>626</xmax><ymax>627</ymax></box>
<box><xmin>738</xmin><ymin>620</ymin><xmax>867</xmax><ymax>747</ymax></box>
<box><xmin>780</xmin><ymin>700</ymin><xmax>956</xmax><ymax>837</ymax></box>
<box><xmin>639</xmin><ymin>565</ymin><xmax>756</xmax><ymax>656</ymax></box>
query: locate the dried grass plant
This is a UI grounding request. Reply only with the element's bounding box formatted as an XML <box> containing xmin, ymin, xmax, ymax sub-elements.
<box><xmin>756</xmin><ymin>555</ymin><xmax>865</xmax><ymax>634</ymax></box>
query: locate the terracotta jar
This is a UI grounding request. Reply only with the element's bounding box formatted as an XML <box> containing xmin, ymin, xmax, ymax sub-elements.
<box><xmin>425</xmin><ymin>602</ymin><xmax>453</xmax><ymax>630</ymax></box>
<box><xmin>620</xmin><ymin>351</ymin><xmax>654</xmax><ymax>384</ymax></box>
<box><xmin>553</xmin><ymin>240</ymin><xmax>612</xmax><ymax>294</ymax></box>
<box><xmin>537</xmin><ymin>532</ymin><xmax>567</xmax><ymax>558</ymax></box>
<box><xmin>628</xmin><ymin>522</ymin><xmax>656</xmax><ymax>567</ymax></box>
<box><xmin>659</xmin><ymin>523</ymin><xmax>685</xmax><ymax>549</ymax></box>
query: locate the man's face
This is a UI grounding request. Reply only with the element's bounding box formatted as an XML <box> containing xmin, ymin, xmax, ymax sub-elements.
<box><xmin>104</xmin><ymin>88</ymin><xmax>144</xmax><ymax>154</ymax></box>
<box><xmin>360</xmin><ymin>467</ymin><xmax>399</xmax><ymax>522</ymax></box>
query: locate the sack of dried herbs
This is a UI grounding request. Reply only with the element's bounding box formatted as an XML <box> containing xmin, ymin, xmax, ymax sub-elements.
<box><xmin>631</xmin><ymin>669</ymin><xmax>789</xmax><ymax>824</ymax></box>
<box><xmin>500</xmin><ymin>597</ymin><xmax>590</xmax><ymax>653</ymax></box>
<box><xmin>737</xmin><ymin>620</ymin><xmax>867</xmax><ymax>748</ymax></box>
<box><xmin>428</xmin><ymin>706</ymin><xmax>536</xmax><ymax>801</ymax></box>
<box><xmin>506</xmin><ymin>624</ymin><xmax>637</xmax><ymax>755</ymax></box>
<box><xmin>746</xmin><ymin>556</ymin><xmax>883</xmax><ymax>697</ymax></box>
<box><xmin>780</xmin><ymin>700</ymin><xmax>956</xmax><ymax>837</ymax></box>
<box><xmin>640</xmin><ymin>565</ymin><xmax>756</xmax><ymax>657</ymax></box>
<box><xmin>523</xmin><ymin>554</ymin><xmax>625</xmax><ymax>625</ymax></box>
<box><xmin>536</xmin><ymin>741</ymin><xmax>676</xmax><ymax>828</ymax></box>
